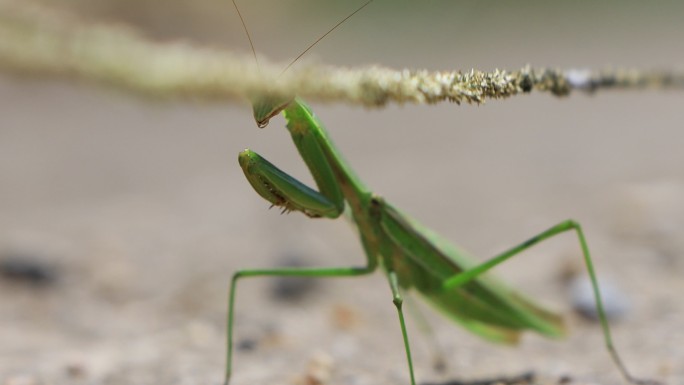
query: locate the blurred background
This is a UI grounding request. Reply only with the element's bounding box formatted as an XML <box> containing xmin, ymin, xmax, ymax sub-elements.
<box><xmin>1</xmin><ymin>1</ymin><xmax>683</xmax><ymax>384</ymax></box>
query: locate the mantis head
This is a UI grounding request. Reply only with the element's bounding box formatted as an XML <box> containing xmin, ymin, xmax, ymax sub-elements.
<box><xmin>251</xmin><ymin>95</ymin><xmax>293</xmax><ymax>128</ymax></box>
<box><xmin>235</xmin><ymin>0</ymin><xmax>375</xmax><ymax>128</ymax></box>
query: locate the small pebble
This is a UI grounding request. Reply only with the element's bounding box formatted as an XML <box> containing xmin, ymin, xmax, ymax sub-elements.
<box><xmin>237</xmin><ymin>338</ymin><xmax>257</xmax><ymax>352</ymax></box>
<box><xmin>269</xmin><ymin>255</ymin><xmax>319</xmax><ymax>302</ymax></box>
<box><xmin>65</xmin><ymin>362</ymin><xmax>87</xmax><ymax>379</ymax></box>
<box><xmin>421</xmin><ymin>371</ymin><xmax>535</xmax><ymax>385</ymax></box>
<box><xmin>569</xmin><ymin>276</ymin><xmax>630</xmax><ymax>321</ymax></box>
<box><xmin>330</xmin><ymin>303</ymin><xmax>360</xmax><ymax>331</ymax></box>
<box><xmin>0</xmin><ymin>252</ymin><xmax>58</xmax><ymax>287</ymax></box>
<box><xmin>3</xmin><ymin>374</ymin><xmax>41</xmax><ymax>385</ymax></box>
<box><xmin>294</xmin><ymin>351</ymin><xmax>334</xmax><ymax>385</ymax></box>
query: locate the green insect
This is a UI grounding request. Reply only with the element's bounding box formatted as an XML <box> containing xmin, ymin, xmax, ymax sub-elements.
<box><xmin>226</xmin><ymin>2</ymin><xmax>658</xmax><ymax>385</ymax></box>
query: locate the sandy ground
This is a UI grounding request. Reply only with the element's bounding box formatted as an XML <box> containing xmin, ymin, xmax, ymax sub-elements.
<box><xmin>1</xmin><ymin>2</ymin><xmax>683</xmax><ymax>385</ymax></box>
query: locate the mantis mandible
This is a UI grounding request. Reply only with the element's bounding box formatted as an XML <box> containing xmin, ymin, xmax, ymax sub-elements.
<box><xmin>227</xmin><ymin>1</ymin><xmax>659</xmax><ymax>384</ymax></box>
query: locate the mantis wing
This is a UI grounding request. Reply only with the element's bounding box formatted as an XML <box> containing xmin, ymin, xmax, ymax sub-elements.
<box><xmin>376</xmin><ymin>200</ymin><xmax>566</xmax><ymax>344</ymax></box>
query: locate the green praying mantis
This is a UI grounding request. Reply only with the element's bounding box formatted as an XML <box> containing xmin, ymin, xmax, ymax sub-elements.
<box><xmin>226</xmin><ymin>1</ymin><xmax>660</xmax><ymax>385</ymax></box>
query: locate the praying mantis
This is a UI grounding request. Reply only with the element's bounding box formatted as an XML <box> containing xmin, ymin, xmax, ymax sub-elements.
<box><xmin>226</xmin><ymin>1</ymin><xmax>659</xmax><ymax>385</ymax></box>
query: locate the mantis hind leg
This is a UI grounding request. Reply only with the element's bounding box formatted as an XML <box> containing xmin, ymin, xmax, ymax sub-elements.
<box><xmin>443</xmin><ymin>219</ymin><xmax>659</xmax><ymax>385</ymax></box>
<box><xmin>225</xmin><ymin>264</ymin><xmax>375</xmax><ymax>385</ymax></box>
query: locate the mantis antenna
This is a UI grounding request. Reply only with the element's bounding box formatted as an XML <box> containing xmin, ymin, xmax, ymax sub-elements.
<box><xmin>231</xmin><ymin>0</ymin><xmax>376</xmax><ymax>76</ymax></box>
<box><xmin>231</xmin><ymin>0</ymin><xmax>260</xmax><ymax>71</ymax></box>
<box><xmin>279</xmin><ymin>0</ymin><xmax>375</xmax><ymax>76</ymax></box>
<box><xmin>231</xmin><ymin>0</ymin><xmax>376</xmax><ymax>127</ymax></box>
